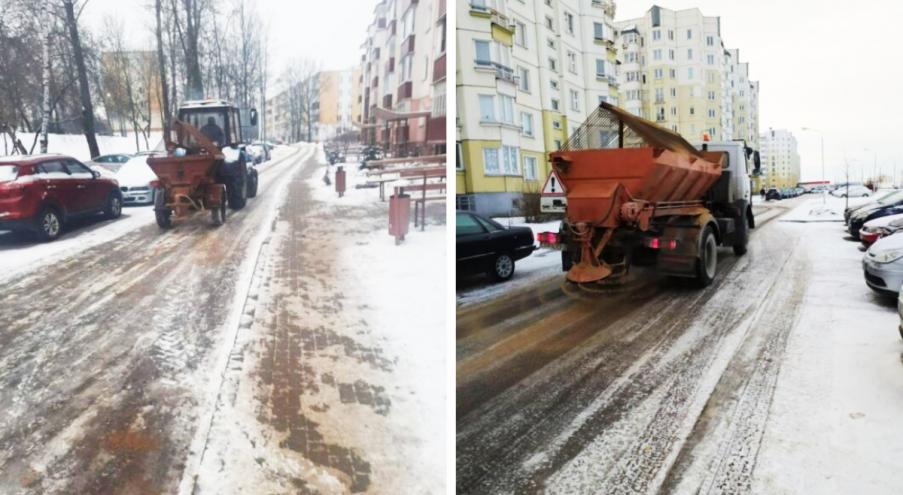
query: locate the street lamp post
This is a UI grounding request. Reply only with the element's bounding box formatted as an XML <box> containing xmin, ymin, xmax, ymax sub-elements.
<box><xmin>802</xmin><ymin>127</ymin><xmax>826</xmax><ymax>204</ymax></box>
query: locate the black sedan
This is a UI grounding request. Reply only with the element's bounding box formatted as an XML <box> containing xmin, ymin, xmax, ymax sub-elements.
<box><xmin>457</xmin><ymin>211</ymin><xmax>535</xmax><ymax>281</ymax></box>
<box><xmin>765</xmin><ymin>188</ymin><xmax>782</xmax><ymax>201</ymax></box>
<box><xmin>849</xmin><ymin>197</ymin><xmax>903</xmax><ymax>239</ymax></box>
<box><xmin>845</xmin><ymin>190</ymin><xmax>903</xmax><ymax>224</ymax></box>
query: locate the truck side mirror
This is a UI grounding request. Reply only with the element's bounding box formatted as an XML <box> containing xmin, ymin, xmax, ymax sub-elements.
<box><xmin>753</xmin><ymin>151</ymin><xmax>762</xmax><ymax>176</ymax></box>
<box><xmin>250</xmin><ymin>108</ymin><xmax>258</xmax><ymax>127</ymax></box>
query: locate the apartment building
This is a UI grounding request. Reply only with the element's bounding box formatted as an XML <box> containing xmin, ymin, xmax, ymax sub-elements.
<box><xmin>456</xmin><ymin>0</ymin><xmax>620</xmax><ymax>216</ymax></box>
<box><xmin>615</xmin><ymin>6</ymin><xmax>758</xmax><ymax>148</ymax></box>
<box><xmin>319</xmin><ymin>69</ymin><xmax>362</xmax><ymax>140</ymax></box>
<box><xmin>760</xmin><ymin>128</ymin><xmax>801</xmax><ymax>189</ymax></box>
<box><xmin>358</xmin><ymin>0</ymin><xmax>447</xmax><ymax>157</ymax></box>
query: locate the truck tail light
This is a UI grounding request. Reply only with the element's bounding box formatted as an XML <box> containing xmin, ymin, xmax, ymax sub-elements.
<box><xmin>644</xmin><ymin>237</ymin><xmax>679</xmax><ymax>250</ymax></box>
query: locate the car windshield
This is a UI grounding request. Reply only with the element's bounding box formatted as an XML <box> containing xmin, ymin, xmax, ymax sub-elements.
<box><xmin>0</xmin><ymin>165</ymin><xmax>17</xmax><ymax>182</ymax></box>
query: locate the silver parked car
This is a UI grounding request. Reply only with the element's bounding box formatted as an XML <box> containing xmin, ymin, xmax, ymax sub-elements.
<box><xmin>863</xmin><ymin>232</ymin><xmax>903</xmax><ymax>295</ymax></box>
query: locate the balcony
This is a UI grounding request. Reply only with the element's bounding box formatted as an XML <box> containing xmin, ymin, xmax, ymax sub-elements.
<box><xmin>494</xmin><ymin>63</ymin><xmax>516</xmax><ymax>84</ymax></box>
<box><xmin>433</xmin><ymin>53</ymin><xmax>446</xmax><ymax>83</ymax></box>
<box><xmin>490</xmin><ymin>11</ymin><xmax>516</xmax><ymax>34</ymax></box>
<box><xmin>401</xmin><ymin>35</ymin><xmax>415</xmax><ymax>55</ymax></box>
<box><xmin>426</xmin><ymin>116</ymin><xmax>446</xmax><ymax>143</ymax></box>
<box><xmin>397</xmin><ymin>81</ymin><xmax>413</xmax><ymax>101</ymax></box>
<box><xmin>383</xmin><ymin>94</ymin><xmax>393</xmax><ymax>108</ymax></box>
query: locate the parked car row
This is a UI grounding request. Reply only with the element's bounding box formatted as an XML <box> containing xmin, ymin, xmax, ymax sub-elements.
<box><xmin>763</xmin><ymin>183</ymin><xmax>875</xmax><ymax>202</ymax></box>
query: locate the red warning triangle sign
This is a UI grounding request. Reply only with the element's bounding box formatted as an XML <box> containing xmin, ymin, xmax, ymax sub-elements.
<box><xmin>541</xmin><ymin>170</ymin><xmax>566</xmax><ymax>196</ymax></box>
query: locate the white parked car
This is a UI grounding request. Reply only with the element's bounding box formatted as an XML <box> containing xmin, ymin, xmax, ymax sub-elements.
<box><xmin>831</xmin><ymin>185</ymin><xmax>872</xmax><ymax>198</ymax></box>
<box><xmin>863</xmin><ymin>232</ymin><xmax>903</xmax><ymax>295</ymax></box>
<box><xmin>115</xmin><ymin>155</ymin><xmax>159</xmax><ymax>205</ymax></box>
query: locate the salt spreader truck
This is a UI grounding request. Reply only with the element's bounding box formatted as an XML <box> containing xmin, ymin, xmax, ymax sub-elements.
<box><xmin>540</xmin><ymin>102</ymin><xmax>760</xmax><ymax>287</ymax></box>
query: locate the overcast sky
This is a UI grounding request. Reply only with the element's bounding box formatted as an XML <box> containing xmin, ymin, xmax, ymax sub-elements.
<box><xmin>618</xmin><ymin>0</ymin><xmax>903</xmax><ymax>182</ymax></box>
<box><xmin>81</xmin><ymin>0</ymin><xmax>376</xmax><ymax>94</ymax></box>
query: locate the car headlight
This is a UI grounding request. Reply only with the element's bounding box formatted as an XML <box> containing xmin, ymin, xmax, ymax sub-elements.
<box><xmin>872</xmin><ymin>248</ymin><xmax>903</xmax><ymax>264</ymax></box>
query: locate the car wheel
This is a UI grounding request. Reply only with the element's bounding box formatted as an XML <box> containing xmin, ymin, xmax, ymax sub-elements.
<box><xmin>695</xmin><ymin>225</ymin><xmax>717</xmax><ymax>288</ymax></box>
<box><xmin>104</xmin><ymin>192</ymin><xmax>122</xmax><ymax>219</ymax></box>
<box><xmin>36</xmin><ymin>207</ymin><xmax>62</xmax><ymax>242</ymax></box>
<box><xmin>491</xmin><ymin>253</ymin><xmax>515</xmax><ymax>282</ymax></box>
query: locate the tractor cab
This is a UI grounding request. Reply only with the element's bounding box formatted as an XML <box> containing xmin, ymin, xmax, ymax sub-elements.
<box><xmin>177</xmin><ymin>100</ymin><xmax>258</xmax><ymax>149</ymax></box>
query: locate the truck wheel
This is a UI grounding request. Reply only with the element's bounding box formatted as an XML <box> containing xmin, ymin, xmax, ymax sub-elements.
<box><xmin>733</xmin><ymin>215</ymin><xmax>749</xmax><ymax>256</ymax></box>
<box><xmin>491</xmin><ymin>253</ymin><xmax>515</xmax><ymax>282</ymax></box>
<box><xmin>154</xmin><ymin>190</ymin><xmax>172</xmax><ymax>229</ymax></box>
<box><xmin>228</xmin><ymin>177</ymin><xmax>248</xmax><ymax>210</ymax></box>
<box><xmin>695</xmin><ymin>225</ymin><xmax>718</xmax><ymax>287</ymax></box>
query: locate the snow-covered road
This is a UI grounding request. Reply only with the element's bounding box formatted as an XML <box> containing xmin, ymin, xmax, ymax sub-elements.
<box><xmin>0</xmin><ymin>145</ymin><xmax>314</xmax><ymax>493</ymax></box>
<box><xmin>456</xmin><ymin>197</ymin><xmax>903</xmax><ymax>494</ymax></box>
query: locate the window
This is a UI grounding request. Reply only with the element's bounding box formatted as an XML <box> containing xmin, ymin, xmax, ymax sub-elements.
<box><xmin>65</xmin><ymin>160</ymin><xmax>93</xmax><ymax>178</ymax></box>
<box><xmin>668</xmin><ymin>29</ymin><xmax>674</xmax><ymax>40</ymax></box>
<box><xmin>549</xmin><ymin>57</ymin><xmax>557</xmax><ymax>71</ymax></box>
<box><xmin>554</xmin><ymin>139</ymin><xmax>562</xmax><ymax>150</ymax></box>
<box><xmin>669</xmin><ymin>68</ymin><xmax>676</xmax><ymax>79</ymax></box>
<box><xmin>524</xmin><ymin>156</ymin><xmax>538</xmax><ymax>180</ymax></box>
<box><xmin>499</xmin><ymin>95</ymin><xmax>515</xmax><ymax>124</ymax></box>
<box><xmin>521</xmin><ymin>112</ymin><xmax>534</xmax><ymax>136</ymax></box>
<box><xmin>652</xmin><ymin>29</ymin><xmax>661</xmax><ymax>40</ymax></box>
<box><xmin>502</xmin><ymin>146</ymin><xmax>519</xmax><ymax>174</ymax></box>
<box><xmin>687</xmin><ymin>48</ymin><xmax>693</xmax><ymax>60</ymax></box>
<box><xmin>483</xmin><ymin>147</ymin><xmax>500</xmax><ymax>174</ymax></box>
<box><xmin>38</xmin><ymin>161</ymin><xmax>67</xmax><ymax>175</ymax></box>
<box><xmin>564</xmin><ymin>12</ymin><xmax>574</xmax><ymax>35</ymax></box>
<box><xmin>656</xmin><ymin>107</ymin><xmax>665</xmax><ymax>121</ymax></box>
<box><xmin>690</xmin><ymin>106</ymin><xmax>695</xmax><ymax>115</ymax></box>
<box><xmin>707</xmin><ymin>54</ymin><xmax>714</xmax><ymax>65</ymax></box>
<box><xmin>545</xmin><ymin>16</ymin><xmax>554</xmax><ymax>31</ymax></box>
<box><xmin>456</xmin><ymin>212</ymin><xmax>484</xmax><ymax>235</ymax></box>
<box><xmin>567</xmin><ymin>51</ymin><xmax>577</xmax><ymax>73</ymax></box>
<box><xmin>687</xmin><ymin>29</ymin><xmax>692</xmax><ymax>40</ymax></box>
<box><xmin>550</xmin><ymin>79</ymin><xmax>559</xmax><ymax>89</ymax></box>
<box><xmin>593</xmin><ymin>22</ymin><xmax>604</xmax><ymax>40</ymax></box>
<box><xmin>653</xmin><ymin>49</ymin><xmax>662</xmax><ymax>61</ymax></box>
<box><xmin>474</xmin><ymin>40</ymin><xmax>491</xmax><ymax>66</ymax></box>
<box><xmin>570</xmin><ymin>90</ymin><xmax>579</xmax><ymax>111</ymax></box>
<box><xmin>707</xmin><ymin>35</ymin><xmax>714</xmax><ymax>46</ymax></box>
<box><xmin>456</xmin><ymin>142</ymin><xmax>464</xmax><ymax>170</ymax></box>
<box><xmin>670</xmin><ymin>87</ymin><xmax>677</xmax><ymax>97</ymax></box>
<box><xmin>708</xmin><ymin>91</ymin><xmax>716</xmax><ymax>101</ymax></box>
<box><xmin>671</xmin><ymin>106</ymin><xmax>677</xmax><ymax>116</ymax></box>
<box><xmin>708</xmin><ymin>109</ymin><xmax>716</xmax><ymax>118</ymax></box>
<box><xmin>669</xmin><ymin>49</ymin><xmax>674</xmax><ymax>60</ymax></box>
<box><xmin>402</xmin><ymin>5</ymin><xmax>415</xmax><ymax>37</ymax></box>
<box><xmin>517</xmin><ymin>66</ymin><xmax>530</xmax><ymax>91</ymax></box>
<box><xmin>595</xmin><ymin>59</ymin><xmax>605</xmax><ymax>77</ymax></box>
<box><xmin>688</xmin><ymin>67</ymin><xmax>694</xmax><ymax>79</ymax></box>
<box><xmin>547</xmin><ymin>38</ymin><xmax>556</xmax><ymax>49</ymax></box>
<box><xmin>655</xmin><ymin>88</ymin><xmax>664</xmax><ymax>103</ymax></box>
<box><xmin>551</xmin><ymin>98</ymin><xmax>560</xmax><ymax>111</ymax></box>
<box><xmin>479</xmin><ymin>95</ymin><xmax>495</xmax><ymax>122</ymax></box>
<box><xmin>654</xmin><ymin>68</ymin><xmax>663</xmax><ymax>79</ymax></box>
<box><xmin>516</xmin><ymin>21</ymin><xmax>527</xmax><ymax>47</ymax></box>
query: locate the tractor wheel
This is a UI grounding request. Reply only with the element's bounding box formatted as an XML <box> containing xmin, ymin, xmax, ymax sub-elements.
<box><xmin>247</xmin><ymin>172</ymin><xmax>258</xmax><ymax>198</ymax></box>
<box><xmin>154</xmin><ymin>190</ymin><xmax>172</xmax><ymax>229</ymax></box>
<box><xmin>211</xmin><ymin>202</ymin><xmax>227</xmax><ymax>226</ymax></box>
<box><xmin>228</xmin><ymin>177</ymin><xmax>248</xmax><ymax>210</ymax></box>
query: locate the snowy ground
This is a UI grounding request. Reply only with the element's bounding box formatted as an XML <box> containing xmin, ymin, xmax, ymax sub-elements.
<box><xmin>457</xmin><ymin>196</ymin><xmax>903</xmax><ymax>493</ymax></box>
<box><xmin>0</xmin><ymin>132</ymin><xmax>163</xmax><ymax>161</ymax></box>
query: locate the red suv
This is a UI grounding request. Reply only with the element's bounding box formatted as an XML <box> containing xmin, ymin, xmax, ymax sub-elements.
<box><xmin>0</xmin><ymin>154</ymin><xmax>123</xmax><ymax>241</ymax></box>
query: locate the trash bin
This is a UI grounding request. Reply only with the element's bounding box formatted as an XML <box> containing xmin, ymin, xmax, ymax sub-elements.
<box><xmin>389</xmin><ymin>188</ymin><xmax>411</xmax><ymax>245</ymax></box>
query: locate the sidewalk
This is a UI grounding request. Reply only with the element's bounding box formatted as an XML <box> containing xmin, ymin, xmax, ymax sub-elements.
<box><xmin>193</xmin><ymin>148</ymin><xmax>446</xmax><ymax>494</ymax></box>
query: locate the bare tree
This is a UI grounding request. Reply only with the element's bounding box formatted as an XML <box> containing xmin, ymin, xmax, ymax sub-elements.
<box><xmin>155</xmin><ymin>0</ymin><xmax>171</xmax><ymax>135</ymax></box>
<box><xmin>280</xmin><ymin>58</ymin><xmax>321</xmax><ymax>143</ymax></box>
<box><xmin>170</xmin><ymin>0</ymin><xmax>207</xmax><ymax>100</ymax></box>
<box><xmin>62</xmin><ymin>0</ymin><xmax>100</xmax><ymax>158</ymax></box>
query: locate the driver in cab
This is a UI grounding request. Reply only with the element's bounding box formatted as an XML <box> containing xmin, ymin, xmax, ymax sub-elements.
<box><xmin>200</xmin><ymin>117</ymin><xmax>224</xmax><ymax>147</ymax></box>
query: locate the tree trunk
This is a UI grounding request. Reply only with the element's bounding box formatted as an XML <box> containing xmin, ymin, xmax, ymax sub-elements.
<box><xmin>63</xmin><ymin>0</ymin><xmax>100</xmax><ymax>158</ymax></box>
<box><xmin>40</xmin><ymin>32</ymin><xmax>51</xmax><ymax>154</ymax></box>
<box><xmin>155</xmin><ymin>0</ymin><xmax>172</xmax><ymax>136</ymax></box>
